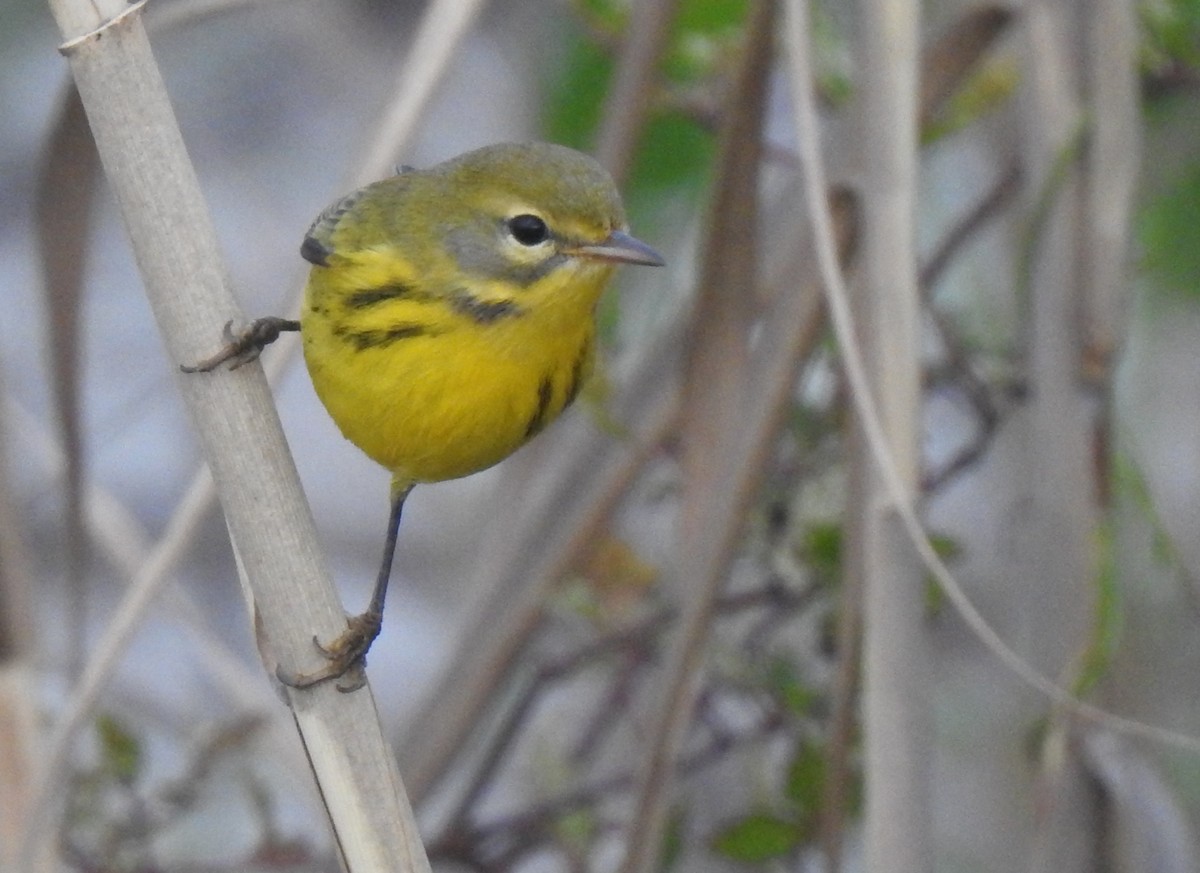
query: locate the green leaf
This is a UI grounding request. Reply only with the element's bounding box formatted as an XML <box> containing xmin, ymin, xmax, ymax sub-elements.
<box><xmin>96</xmin><ymin>714</ymin><xmax>141</xmax><ymax>784</ymax></box>
<box><xmin>1140</xmin><ymin>0</ymin><xmax>1200</xmax><ymax>74</ymax></box>
<box><xmin>627</xmin><ymin>112</ymin><xmax>714</xmax><ymax>197</ymax></box>
<box><xmin>1139</xmin><ymin>160</ymin><xmax>1200</xmax><ymax>299</ymax></box>
<box><xmin>765</xmin><ymin>656</ymin><xmax>820</xmax><ymax>716</ymax></box>
<box><xmin>543</xmin><ymin>34</ymin><xmax>612</xmax><ymax>151</ymax></box>
<box><xmin>657</xmin><ymin>806</ymin><xmax>687</xmax><ymax>872</ymax></box>
<box><xmin>800</xmin><ymin>522</ymin><xmax>842</xmax><ymax>583</ymax></box>
<box><xmin>920</xmin><ymin>60</ymin><xmax>1019</xmax><ymax>145</ymax></box>
<box><xmin>555</xmin><ymin>806</ymin><xmax>596</xmax><ymax>850</ymax></box>
<box><xmin>542</xmin><ymin>29</ymin><xmax>714</xmax><ymax>206</ymax></box>
<box><xmin>924</xmin><ymin>533</ymin><xmax>963</xmax><ymax>615</ymax></box>
<box><xmin>1074</xmin><ymin>520</ymin><xmax>1124</xmax><ymax>697</ymax></box>
<box><xmin>676</xmin><ymin>0</ymin><xmax>748</xmax><ymax>33</ymax></box>
<box><xmin>663</xmin><ymin>0</ymin><xmax>749</xmax><ymax>82</ymax></box>
<box><xmin>784</xmin><ymin>742</ymin><xmax>825</xmax><ymax>814</ymax></box>
<box><xmin>711</xmin><ymin>812</ymin><xmax>799</xmax><ymax>862</ymax></box>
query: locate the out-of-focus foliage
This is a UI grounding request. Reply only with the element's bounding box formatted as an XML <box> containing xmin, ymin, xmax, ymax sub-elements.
<box><xmin>547</xmin><ymin>0</ymin><xmax>746</xmax><ymax>198</ymax></box>
<box><xmin>1141</xmin><ymin>0</ymin><xmax>1200</xmax><ymax>74</ymax></box>
<box><xmin>709</xmin><ymin>738</ymin><xmax>861</xmax><ymax>863</ymax></box>
<box><xmin>765</xmin><ymin>655</ymin><xmax>822</xmax><ymax>717</ymax></box>
<box><xmin>1139</xmin><ymin>161</ymin><xmax>1200</xmax><ymax>299</ymax></box>
<box><xmin>97</xmin><ymin>714</ymin><xmax>143</xmax><ymax>785</ymax></box>
<box><xmin>1139</xmin><ymin>1</ymin><xmax>1200</xmax><ymax>300</ymax></box>
<box><xmin>920</xmin><ymin>58</ymin><xmax>1018</xmax><ymax>144</ymax></box>
<box><xmin>711</xmin><ymin>810</ymin><xmax>799</xmax><ymax>862</ymax></box>
<box><xmin>1074</xmin><ymin>521</ymin><xmax>1124</xmax><ymax>697</ymax></box>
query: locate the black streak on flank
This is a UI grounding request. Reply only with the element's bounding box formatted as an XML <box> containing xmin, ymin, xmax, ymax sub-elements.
<box><xmin>345</xmin><ymin>283</ymin><xmax>420</xmax><ymax>309</ymax></box>
<box><xmin>525</xmin><ymin>376</ymin><xmax>555</xmax><ymax>438</ymax></box>
<box><xmin>563</xmin><ymin>344</ymin><xmax>588</xmax><ymax>409</ymax></box>
<box><xmin>451</xmin><ymin>290</ymin><xmax>524</xmax><ymax>324</ymax></box>
<box><xmin>333</xmin><ymin>322</ymin><xmax>433</xmax><ymax>350</ymax></box>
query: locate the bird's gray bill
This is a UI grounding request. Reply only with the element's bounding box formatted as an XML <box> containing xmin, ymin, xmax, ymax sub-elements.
<box><xmin>569</xmin><ymin>230</ymin><xmax>665</xmax><ymax>267</ymax></box>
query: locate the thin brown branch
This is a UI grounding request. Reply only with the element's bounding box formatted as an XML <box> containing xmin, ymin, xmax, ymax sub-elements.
<box><xmin>36</xmin><ymin>84</ymin><xmax>98</xmax><ymax>681</ymax></box>
<box><xmin>619</xmin><ymin>2</ymin><xmax>774</xmax><ymax>868</ymax></box>
<box><xmin>433</xmin><ymin>706</ymin><xmax>786</xmax><ymax>870</ymax></box>
<box><xmin>919</xmin><ymin>162</ymin><xmax>1022</xmax><ymax>493</ymax></box>
<box><xmin>431</xmin><ymin>573</ymin><xmax>822</xmax><ymax>865</ymax></box>
<box><xmin>594</xmin><ymin>0</ymin><xmax>683</xmax><ymax>183</ymax></box>
<box><xmin>919</xmin><ymin>5</ymin><xmax>1015</xmax><ymax>131</ymax></box>
<box><xmin>919</xmin><ymin>161</ymin><xmax>1022</xmax><ymax>292</ymax></box>
<box><xmin>398</xmin><ymin>356</ymin><xmax>680</xmax><ymax>803</ymax></box>
<box><xmin>438</xmin><ymin>608</ymin><xmax>666</xmax><ymax>834</ymax></box>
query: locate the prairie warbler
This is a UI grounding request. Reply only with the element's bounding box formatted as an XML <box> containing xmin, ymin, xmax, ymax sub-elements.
<box><xmin>185</xmin><ymin>142</ymin><xmax>663</xmax><ymax>688</ymax></box>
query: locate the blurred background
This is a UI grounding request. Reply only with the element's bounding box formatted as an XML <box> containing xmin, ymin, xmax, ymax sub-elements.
<box><xmin>3</xmin><ymin>0</ymin><xmax>1200</xmax><ymax>871</ymax></box>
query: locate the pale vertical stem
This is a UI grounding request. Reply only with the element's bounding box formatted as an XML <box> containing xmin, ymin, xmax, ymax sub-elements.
<box><xmin>852</xmin><ymin>0</ymin><xmax>932</xmax><ymax>871</ymax></box>
<box><xmin>32</xmin><ymin>2</ymin><xmax>430</xmax><ymax>871</ymax></box>
<box><xmin>1081</xmin><ymin>0</ymin><xmax>1138</xmax><ymax>372</ymax></box>
<box><xmin>786</xmin><ymin>0</ymin><xmax>1200</xmax><ymax>769</ymax></box>
<box><xmin>1020</xmin><ymin>2</ymin><xmax>1101</xmax><ymax>871</ymax></box>
<box><xmin>0</xmin><ymin>363</ymin><xmax>44</xmax><ymax>873</ymax></box>
<box><xmin>30</xmin><ymin>0</ymin><xmax>486</xmax><ymax>763</ymax></box>
<box><xmin>355</xmin><ymin>0</ymin><xmax>487</xmax><ymax>183</ymax></box>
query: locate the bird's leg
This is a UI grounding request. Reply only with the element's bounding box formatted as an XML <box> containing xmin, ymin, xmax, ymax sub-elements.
<box><xmin>278</xmin><ymin>483</ymin><xmax>411</xmax><ymax>692</ymax></box>
<box><xmin>179</xmin><ymin>317</ymin><xmax>301</xmax><ymax>373</ymax></box>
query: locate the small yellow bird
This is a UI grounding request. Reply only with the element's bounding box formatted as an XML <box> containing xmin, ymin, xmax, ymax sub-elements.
<box><xmin>185</xmin><ymin>142</ymin><xmax>663</xmax><ymax>688</ymax></box>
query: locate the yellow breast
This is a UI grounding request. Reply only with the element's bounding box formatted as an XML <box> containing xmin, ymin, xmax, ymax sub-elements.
<box><xmin>299</xmin><ymin>246</ymin><xmax>610</xmax><ymax>487</ymax></box>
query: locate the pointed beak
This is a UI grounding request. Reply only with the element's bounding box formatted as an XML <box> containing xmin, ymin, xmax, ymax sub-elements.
<box><xmin>567</xmin><ymin>230</ymin><xmax>665</xmax><ymax>267</ymax></box>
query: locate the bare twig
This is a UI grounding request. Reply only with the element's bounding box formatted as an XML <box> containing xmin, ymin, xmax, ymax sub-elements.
<box><xmin>398</xmin><ymin>344</ymin><xmax>681</xmax><ymax>803</ymax></box>
<box><xmin>919</xmin><ymin>5</ymin><xmax>1015</xmax><ymax>130</ymax></box>
<box><xmin>434</xmin><ymin>704</ymin><xmax>786</xmax><ymax>870</ymax></box>
<box><xmin>919</xmin><ymin>162</ymin><xmax>1021</xmax><ymax>494</ymax></box>
<box><xmin>619</xmin><ymin>2</ymin><xmax>774</xmax><ymax>868</ymax></box>
<box><xmin>844</xmin><ymin>0</ymin><xmax>933</xmax><ymax>869</ymax></box>
<box><xmin>355</xmin><ymin>0</ymin><xmax>487</xmax><ymax>184</ymax></box>
<box><xmin>36</xmin><ymin>84</ymin><xmax>97</xmax><ymax>681</ymax></box>
<box><xmin>24</xmin><ymin>1</ymin><xmax>482</xmax><ymax>858</ymax></box>
<box><xmin>919</xmin><ymin>161</ymin><xmax>1022</xmax><ymax>292</ymax></box>
<box><xmin>594</xmin><ymin>0</ymin><xmax>683</xmax><ymax>183</ymax></box>
<box><xmin>1080</xmin><ymin>0</ymin><xmax>1138</xmax><ymax>379</ymax></box>
<box><xmin>782</xmin><ymin>0</ymin><xmax>1200</xmax><ymax>790</ymax></box>
<box><xmin>0</xmin><ymin>374</ymin><xmax>41</xmax><ymax>873</ymax></box>
<box><xmin>31</xmin><ymin>2</ymin><xmax>430</xmax><ymax>871</ymax></box>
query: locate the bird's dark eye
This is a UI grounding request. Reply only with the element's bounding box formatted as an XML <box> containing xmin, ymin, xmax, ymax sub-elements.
<box><xmin>507</xmin><ymin>214</ymin><xmax>550</xmax><ymax>246</ymax></box>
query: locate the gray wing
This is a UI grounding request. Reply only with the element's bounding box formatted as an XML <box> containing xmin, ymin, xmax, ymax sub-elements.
<box><xmin>300</xmin><ymin>166</ymin><xmax>417</xmax><ymax>267</ymax></box>
<box><xmin>300</xmin><ymin>188</ymin><xmax>367</xmax><ymax>267</ymax></box>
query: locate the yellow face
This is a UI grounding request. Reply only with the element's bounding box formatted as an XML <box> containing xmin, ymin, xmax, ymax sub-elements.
<box><xmin>432</xmin><ymin>144</ymin><xmax>662</xmax><ymax>297</ymax></box>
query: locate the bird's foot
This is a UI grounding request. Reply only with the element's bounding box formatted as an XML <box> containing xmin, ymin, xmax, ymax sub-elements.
<box><xmin>276</xmin><ymin>611</ymin><xmax>382</xmax><ymax>693</ymax></box>
<box><xmin>180</xmin><ymin>317</ymin><xmax>301</xmax><ymax>373</ymax></box>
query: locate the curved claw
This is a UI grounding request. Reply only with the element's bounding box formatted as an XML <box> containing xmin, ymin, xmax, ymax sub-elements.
<box><xmin>276</xmin><ymin>612</ymin><xmax>382</xmax><ymax>692</ymax></box>
<box><xmin>180</xmin><ymin>317</ymin><xmax>301</xmax><ymax>373</ymax></box>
